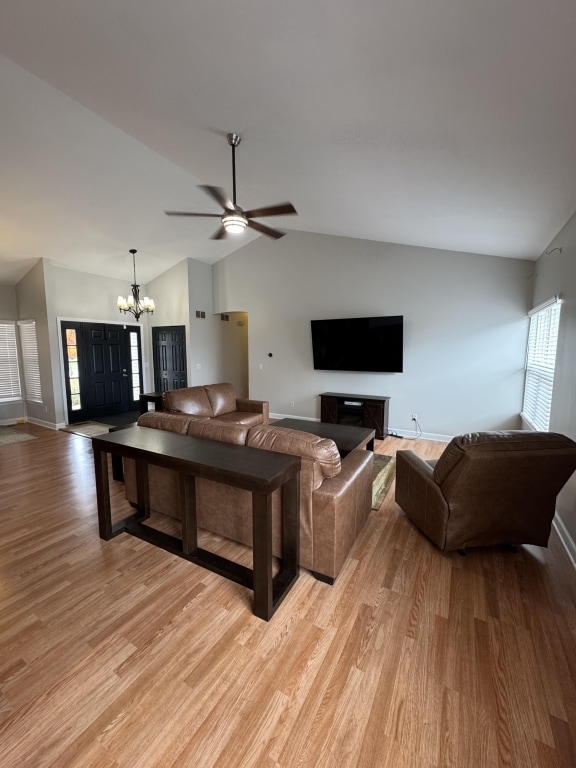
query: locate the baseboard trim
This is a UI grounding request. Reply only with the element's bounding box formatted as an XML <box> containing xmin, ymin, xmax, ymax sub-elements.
<box><xmin>27</xmin><ymin>417</ymin><xmax>63</xmax><ymax>430</ymax></box>
<box><xmin>392</xmin><ymin>429</ymin><xmax>452</xmax><ymax>442</ymax></box>
<box><xmin>553</xmin><ymin>514</ymin><xmax>576</xmax><ymax>571</ymax></box>
<box><xmin>270</xmin><ymin>413</ymin><xmax>318</xmax><ymax>422</ymax></box>
<box><xmin>270</xmin><ymin>416</ymin><xmax>452</xmax><ymax>442</ymax></box>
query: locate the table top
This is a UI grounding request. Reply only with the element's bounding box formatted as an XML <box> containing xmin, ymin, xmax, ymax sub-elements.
<box><xmin>92</xmin><ymin>425</ymin><xmax>301</xmax><ymax>493</ymax></box>
<box><xmin>273</xmin><ymin>418</ymin><xmax>375</xmax><ymax>454</ymax></box>
<box><xmin>319</xmin><ymin>392</ymin><xmax>390</xmax><ymax>401</ymax></box>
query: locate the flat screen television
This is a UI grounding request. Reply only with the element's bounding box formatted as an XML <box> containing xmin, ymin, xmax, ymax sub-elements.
<box><xmin>311</xmin><ymin>315</ymin><xmax>403</xmax><ymax>373</ymax></box>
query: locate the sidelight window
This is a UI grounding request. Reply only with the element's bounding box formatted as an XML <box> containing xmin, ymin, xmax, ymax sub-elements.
<box><xmin>64</xmin><ymin>328</ymin><xmax>82</xmax><ymax>411</ymax></box>
<box><xmin>130</xmin><ymin>331</ymin><xmax>141</xmax><ymax>401</ymax></box>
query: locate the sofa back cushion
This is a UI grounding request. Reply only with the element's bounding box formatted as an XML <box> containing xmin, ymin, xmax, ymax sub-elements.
<box><xmin>186</xmin><ymin>419</ymin><xmax>249</xmax><ymax>445</ymax></box>
<box><xmin>247</xmin><ymin>424</ymin><xmax>341</xmax><ymax>487</ymax></box>
<box><xmin>163</xmin><ymin>386</ymin><xmax>213</xmax><ymax>417</ymax></box>
<box><xmin>205</xmin><ymin>383</ymin><xmax>237</xmax><ymax>416</ymax></box>
<box><xmin>137</xmin><ymin>411</ymin><xmax>193</xmax><ymax>433</ymax></box>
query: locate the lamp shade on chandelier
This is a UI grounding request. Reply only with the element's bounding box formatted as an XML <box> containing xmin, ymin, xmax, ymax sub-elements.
<box><xmin>117</xmin><ymin>249</ymin><xmax>155</xmax><ymax>321</ymax></box>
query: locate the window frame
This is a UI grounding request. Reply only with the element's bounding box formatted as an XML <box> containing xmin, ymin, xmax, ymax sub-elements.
<box><xmin>521</xmin><ymin>296</ymin><xmax>561</xmax><ymax>432</ymax></box>
<box><xmin>17</xmin><ymin>320</ymin><xmax>43</xmax><ymax>404</ymax></box>
<box><xmin>0</xmin><ymin>321</ymin><xmax>22</xmax><ymax>402</ymax></box>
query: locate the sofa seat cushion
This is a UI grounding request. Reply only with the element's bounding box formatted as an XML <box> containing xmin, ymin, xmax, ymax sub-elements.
<box><xmin>247</xmin><ymin>424</ymin><xmax>341</xmax><ymax>487</ymax></box>
<box><xmin>205</xmin><ymin>383</ymin><xmax>237</xmax><ymax>416</ymax></box>
<box><xmin>213</xmin><ymin>411</ymin><xmax>266</xmax><ymax>426</ymax></box>
<box><xmin>163</xmin><ymin>386</ymin><xmax>213</xmax><ymax>417</ymax></box>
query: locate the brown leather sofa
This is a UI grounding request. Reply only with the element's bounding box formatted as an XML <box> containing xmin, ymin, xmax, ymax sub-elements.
<box><xmin>123</xmin><ymin>412</ymin><xmax>374</xmax><ymax>582</ymax></box>
<box><xmin>159</xmin><ymin>382</ymin><xmax>269</xmax><ymax>426</ymax></box>
<box><xmin>395</xmin><ymin>430</ymin><xmax>576</xmax><ymax>552</ymax></box>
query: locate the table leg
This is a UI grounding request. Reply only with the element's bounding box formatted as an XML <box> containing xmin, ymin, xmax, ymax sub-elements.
<box><xmin>181</xmin><ymin>474</ymin><xmax>197</xmax><ymax>555</ymax></box>
<box><xmin>281</xmin><ymin>475</ymin><xmax>300</xmax><ymax>571</ymax></box>
<box><xmin>135</xmin><ymin>458</ymin><xmax>150</xmax><ymax>519</ymax></box>
<box><xmin>94</xmin><ymin>446</ymin><xmax>112</xmax><ymax>540</ymax></box>
<box><xmin>252</xmin><ymin>491</ymin><xmax>273</xmax><ymax>621</ymax></box>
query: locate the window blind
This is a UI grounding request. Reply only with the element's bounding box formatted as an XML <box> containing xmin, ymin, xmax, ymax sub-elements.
<box><xmin>0</xmin><ymin>321</ymin><xmax>22</xmax><ymax>402</ymax></box>
<box><xmin>18</xmin><ymin>320</ymin><xmax>42</xmax><ymax>404</ymax></box>
<box><xmin>521</xmin><ymin>298</ymin><xmax>561</xmax><ymax>431</ymax></box>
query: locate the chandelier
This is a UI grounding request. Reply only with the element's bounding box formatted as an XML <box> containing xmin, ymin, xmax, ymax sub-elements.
<box><xmin>116</xmin><ymin>249</ymin><xmax>155</xmax><ymax>321</ymax></box>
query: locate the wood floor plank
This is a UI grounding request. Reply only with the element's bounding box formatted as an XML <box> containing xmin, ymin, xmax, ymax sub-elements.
<box><xmin>0</xmin><ymin>425</ymin><xmax>575</xmax><ymax>767</ymax></box>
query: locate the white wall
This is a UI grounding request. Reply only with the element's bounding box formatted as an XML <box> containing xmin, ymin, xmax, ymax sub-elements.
<box><xmin>145</xmin><ymin>258</ymin><xmax>190</xmax><ymax>389</ymax></box>
<box><xmin>186</xmin><ymin>258</ymin><xmax>228</xmax><ymax>386</ymax></box>
<box><xmin>531</xmin><ymin>212</ymin><xmax>576</xmax><ymax>555</ymax></box>
<box><xmin>214</xmin><ymin>231</ymin><xmax>533</xmax><ymax>438</ymax></box>
<box><xmin>146</xmin><ymin>257</ymin><xmax>241</xmax><ymax>389</ymax></box>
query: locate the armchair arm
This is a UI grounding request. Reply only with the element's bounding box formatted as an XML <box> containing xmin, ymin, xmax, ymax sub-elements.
<box><xmin>395</xmin><ymin>450</ymin><xmax>449</xmax><ymax>550</ymax></box>
<box><xmin>236</xmin><ymin>398</ymin><xmax>269</xmax><ymax>424</ymax></box>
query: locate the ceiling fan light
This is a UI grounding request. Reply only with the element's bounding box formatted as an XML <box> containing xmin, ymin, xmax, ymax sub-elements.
<box><xmin>222</xmin><ymin>212</ymin><xmax>248</xmax><ymax>234</ymax></box>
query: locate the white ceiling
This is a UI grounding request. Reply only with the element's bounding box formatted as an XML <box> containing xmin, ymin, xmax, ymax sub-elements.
<box><xmin>1</xmin><ymin>0</ymin><xmax>576</xmax><ymax>286</ymax></box>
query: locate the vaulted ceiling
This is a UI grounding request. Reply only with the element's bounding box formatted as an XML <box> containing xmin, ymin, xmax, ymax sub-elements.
<box><xmin>1</xmin><ymin>0</ymin><xmax>576</xmax><ymax>285</ymax></box>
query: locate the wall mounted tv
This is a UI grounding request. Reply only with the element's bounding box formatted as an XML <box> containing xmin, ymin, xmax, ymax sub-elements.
<box><xmin>311</xmin><ymin>315</ymin><xmax>403</xmax><ymax>373</ymax></box>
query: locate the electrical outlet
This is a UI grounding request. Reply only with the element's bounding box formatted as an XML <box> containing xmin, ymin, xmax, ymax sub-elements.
<box><xmin>411</xmin><ymin>413</ymin><xmax>418</xmax><ymax>421</ymax></box>
<box><xmin>290</xmin><ymin>400</ymin><xmax>295</xmax><ymax>408</ymax></box>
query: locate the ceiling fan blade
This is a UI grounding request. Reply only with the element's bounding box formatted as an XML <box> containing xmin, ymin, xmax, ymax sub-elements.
<box><xmin>211</xmin><ymin>225</ymin><xmax>228</xmax><ymax>240</ymax></box>
<box><xmin>199</xmin><ymin>185</ymin><xmax>234</xmax><ymax>211</ymax></box>
<box><xmin>165</xmin><ymin>210</ymin><xmax>222</xmax><ymax>217</ymax></box>
<box><xmin>247</xmin><ymin>219</ymin><xmax>285</xmax><ymax>239</ymax></box>
<box><xmin>243</xmin><ymin>202</ymin><xmax>297</xmax><ymax>219</ymax></box>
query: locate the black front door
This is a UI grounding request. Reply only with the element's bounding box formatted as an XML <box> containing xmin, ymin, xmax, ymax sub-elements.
<box><xmin>152</xmin><ymin>326</ymin><xmax>187</xmax><ymax>392</ymax></box>
<box><xmin>61</xmin><ymin>322</ymin><xmax>142</xmax><ymax>422</ymax></box>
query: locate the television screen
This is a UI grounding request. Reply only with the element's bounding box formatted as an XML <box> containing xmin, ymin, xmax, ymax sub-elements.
<box><xmin>311</xmin><ymin>315</ymin><xmax>403</xmax><ymax>373</ymax></box>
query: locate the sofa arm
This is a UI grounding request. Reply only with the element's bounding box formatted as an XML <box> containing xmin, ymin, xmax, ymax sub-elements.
<box><xmin>237</xmin><ymin>398</ymin><xmax>269</xmax><ymax>424</ymax></box>
<box><xmin>311</xmin><ymin>450</ymin><xmax>373</xmax><ymax>580</ymax></box>
<box><xmin>395</xmin><ymin>450</ymin><xmax>449</xmax><ymax>549</ymax></box>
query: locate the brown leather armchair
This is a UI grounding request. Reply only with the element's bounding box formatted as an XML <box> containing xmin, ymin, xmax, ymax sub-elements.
<box><xmin>395</xmin><ymin>431</ymin><xmax>576</xmax><ymax>552</ymax></box>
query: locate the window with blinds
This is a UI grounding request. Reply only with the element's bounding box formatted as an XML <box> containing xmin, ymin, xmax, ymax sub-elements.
<box><xmin>521</xmin><ymin>297</ymin><xmax>561</xmax><ymax>431</ymax></box>
<box><xmin>18</xmin><ymin>320</ymin><xmax>42</xmax><ymax>404</ymax></box>
<box><xmin>0</xmin><ymin>321</ymin><xmax>22</xmax><ymax>402</ymax></box>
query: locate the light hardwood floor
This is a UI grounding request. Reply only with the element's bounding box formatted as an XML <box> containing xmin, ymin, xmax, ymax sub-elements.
<box><xmin>0</xmin><ymin>424</ymin><xmax>575</xmax><ymax>767</ymax></box>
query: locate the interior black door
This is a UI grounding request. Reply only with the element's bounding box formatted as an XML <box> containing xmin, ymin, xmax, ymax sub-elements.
<box><xmin>61</xmin><ymin>322</ymin><xmax>142</xmax><ymax>422</ymax></box>
<box><xmin>152</xmin><ymin>326</ymin><xmax>187</xmax><ymax>392</ymax></box>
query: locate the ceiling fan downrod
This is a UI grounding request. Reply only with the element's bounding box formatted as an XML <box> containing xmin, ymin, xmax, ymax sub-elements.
<box><xmin>227</xmin><ymin>133</ymin><xmax>241</xmax><ymax>207</ymax></box>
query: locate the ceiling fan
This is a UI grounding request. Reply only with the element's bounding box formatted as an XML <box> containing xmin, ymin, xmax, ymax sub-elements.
<box><xmin>165</xmin><ymin>133</ymin><xmax>297</xmax><ymax>240</ymax></box>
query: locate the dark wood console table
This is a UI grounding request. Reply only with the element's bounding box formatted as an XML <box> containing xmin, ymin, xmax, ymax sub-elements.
<box><xmin>319</xmin><ymin>392</ymin><xmax>390</xmax><ymax>439</ymax></box>
<box><xmin>92</xmin><ymin>426</ymin><xmax>301</xmax><ymax>621</ymax></box>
